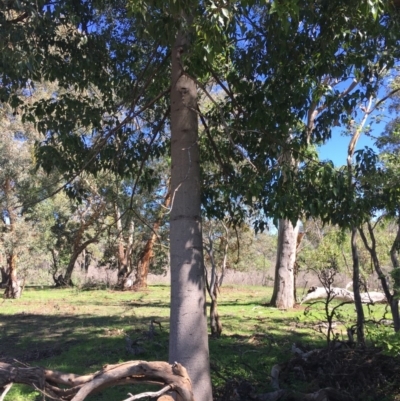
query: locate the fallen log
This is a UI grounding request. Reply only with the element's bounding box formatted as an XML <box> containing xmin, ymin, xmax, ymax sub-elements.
<box><xmin>301</xmin><ymin>286</ymin><xmax>387</xmax><ymax>304</ymax></box>
<box><xmin>0</xmin><ymin>360</ymin><xmax>194</xmax><ymax>401</ymax></box>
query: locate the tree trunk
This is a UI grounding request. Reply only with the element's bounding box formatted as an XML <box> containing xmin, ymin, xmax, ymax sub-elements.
<box><xmin>4</xmin><ymin>253</ymin><xmax>21</xmax><ymax>299</ymax></box>
<box><xmin>351</xmin><ymin>227</ymin><xmax>365</xmax><ymax>345</ymax></box>
<box><xmin>389</xmin><ymin>222</ymin><xmax>400</xmax><ymax>332</ymax></box>
<box><xmin>3</xmin><ymin>190</ymin><xmax>20</xmax><ymax>299</ymax></box>
<box><xmin>204</xmin><ymin>232</ymin><xmax>223</xmax><ymax>338</ymax></box>
<box><xmin>63</xmin><ymin>251</ymin><xmax>81</xmax><ymax>286</ymax></box>
<box><xmin>0</xmin><ymin>266</ymin><xmax>9</xmax><ymax>287</ymax></box>
<box><xmin>270</xmin><ymin>219</ymin><xmax>300</xmax><ymax>309</ymax></box>
<box><xmin>209</xmin><ymin>282</ymin><xmax>222</xmax><ymax>337</ymax></box>
<box><xmin>346</xmin><ymin>101</ymin><xmax>370</xmax><ymax>344</ymax></box>
<box><xmin>115</xmin><ymin>204</ymin><xmax>135</xmax><ymax>287</ymax></box>
<box><xmin>359</xmin><ymin>222</ymin><xmax>400</xmax><ymax>333</ymax></box>
<box><xmin>135</xmin><ymin>187</ymin><xmax>171</xmax><ymax>289</ymax></box>
<box><xmin>169</xmin><ymin>30</ymin><xmax>212</xmax><ymax>401</ymax></box>
<box><xmin>293</xmin><ymin>232</ymin><xmax>305</xmax><ymax>302</ymax></box>
<box><xmin>63</xmin><ymin>239</ymin><xmax>98</xmax><ymax>285</ymax></box>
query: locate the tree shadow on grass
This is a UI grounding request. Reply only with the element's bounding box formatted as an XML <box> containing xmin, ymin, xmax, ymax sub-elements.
<box><xmin>0</xmin><ymin>312</ymin><xmax>169</xmax><ymax>365</ymax></box>
<box><xmin>0</xmin><ymin>310</ymin><xmax>325</xmax><ymax>397</ymax></box>
<box><xmin>0</xmin><ymin>312</ymin><xmax>173</xmax><ymax>400</ymax></box>
<box><xmin>0</xmin><ymin>288</ymin><xmax>328</xmax><ymax>401</ymax></box>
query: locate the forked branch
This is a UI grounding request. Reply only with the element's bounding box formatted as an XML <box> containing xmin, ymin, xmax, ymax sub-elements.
<box><xmin>0</xmin><ymin>361</ymin><xmax>194</xmax><ymax>401</ymax></box>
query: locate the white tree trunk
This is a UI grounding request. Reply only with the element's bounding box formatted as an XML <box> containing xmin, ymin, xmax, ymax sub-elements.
<box><xmin>169</xmin><ymin>30</ymin><xmax>212</xmax><ymax>401</ymax></box>
<box><xmin>270</xmin><ymin>219</ymin><xmax>300</xmax><ymax>309</ymax></box>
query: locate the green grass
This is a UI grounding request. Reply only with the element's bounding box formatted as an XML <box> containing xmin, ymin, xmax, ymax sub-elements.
<box><xmin>0</xmin><ymin>285</ymin><xmax>392</xmax><ymax>400</ymax></box>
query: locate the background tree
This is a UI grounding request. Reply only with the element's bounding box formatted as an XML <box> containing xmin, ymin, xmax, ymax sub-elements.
<box><xmin>51</xmin><ymin>175</ymin><xmax>108</xmax><ymax>286</ymax></box>
<box><xmin>0</xmin><ymin>85</ymin><xmax>60</xmax><ymax>297</ymax></box>
<box><xmin>199</xmin><ymin>0</ymin><xmax>400</xmax><ymax>310</ymax></box>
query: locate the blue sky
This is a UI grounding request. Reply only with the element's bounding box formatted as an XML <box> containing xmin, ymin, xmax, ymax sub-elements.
<box><xmin>317</xmin><ymin>71</ymin><xmax>397</xmax><ymax>166</ymax></box>
<box><xmin>318</xmin><ymin>129</ymin><xmax>378</xmax><ymax>167</ymax></box>
<box><xmin>318</xmin><ymin>99</ymin><xmax>391</xmax><ymax>166</ymax></box>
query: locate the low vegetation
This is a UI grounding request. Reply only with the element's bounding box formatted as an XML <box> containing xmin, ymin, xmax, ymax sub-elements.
<box><xmin>0</xmin><ymin>285</ymin><xmax>398</xmax><ymax>400</ymax></box>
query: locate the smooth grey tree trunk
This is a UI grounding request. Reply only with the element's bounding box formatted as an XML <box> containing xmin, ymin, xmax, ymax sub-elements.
<box><xmin>270</xmin><ymin>219</ymin><xmax>299</xmax><ymax>309</ymax></box>
<box><xmin>169</xmin><ymin>31</ymin><xmax>212</xmax><ymax>401</ymax></box>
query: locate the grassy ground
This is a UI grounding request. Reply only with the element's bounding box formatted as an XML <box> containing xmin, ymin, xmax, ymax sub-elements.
<box><xmin>0</xmin><ymin>285</ymin><xmax>390</xmax><ymax>400</ymax></box>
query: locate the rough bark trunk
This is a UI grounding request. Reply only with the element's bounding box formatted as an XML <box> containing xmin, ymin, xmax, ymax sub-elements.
<box><xmin>135</xmin><ymin>187</ymin><xmax>171</xmax><ymax>289</ymax></box>
<box><xmin>351</xmin><ymin>227</ymin><xmax>365</xmax><ymax>345</ymax></box>
<box><xmin>4</xmin><ymin>253</ymin><xmax>21</xmax><ymax>299</ymax></box>
<box><xmin>169</xmin><ymin>30</ymin><xmax>212</xmax><ymax>401</ymax></box>
<box><xmin>270</xmin><ymin>219</ymin><xmax>300</xmax><ymax>309</ymax></box>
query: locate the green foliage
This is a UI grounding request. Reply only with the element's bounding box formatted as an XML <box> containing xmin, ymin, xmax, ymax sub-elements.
<box><xmin>368</xmin><ymin>326</ymin><xmax>400</xmax><ymax>356</ymax></box>
<box><xmin>3</xmin><ymin>0</ymin><xmax>399</xmax><ymax>228</ymax></box>
<box><xmin>299</xmin><ymin>222</ymin><xmax>348</xmax><ymax>272</ymax></box>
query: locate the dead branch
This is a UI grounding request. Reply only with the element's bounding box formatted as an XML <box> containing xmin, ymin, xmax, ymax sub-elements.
<box><xmin>0</xmin><ymin>360</ymin><xmax>194</xmax><ymax>401</ymax></box>
<box><xmin>122</xmin><ymin>384</ymin><xmax>172</xmax><ymax>401</ymax></box>
<box><xmin>301</xmin><ymin>286</ymin><xmax>387</xmax><ymax>304</ymax></box>
<box><xmin>0</xmin><ymin>383</ymin><xmax>13</xmax><ymax>401</ymax></box>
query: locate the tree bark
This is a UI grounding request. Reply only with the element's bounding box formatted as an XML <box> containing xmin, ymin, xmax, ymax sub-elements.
<box><xmin>204</xmin><ymin>231</ymin><xmax>223</xmax><ymax>338</ymax></box>
<box><xmin>135</xmin><ymin>186</ymin><xmax>171</xmax><ymax>289</ymax></box>
<box><xmin>270</xmin><ymin>219</ymin><xmax>300</xmax><ymax>309</ymax></box>
<box><xmin>0</xmin><ymin>266</ymin><xmax>8</xmax><ymax>287</ymax></box>
<box><xmin>115</xmin><ymin>204</ymin><xmax>135</xmax><ymax>287</ymax></box>
<box><xmin>345</xmin><ymin>110</ymin><xmax>368</xmax><ymax>344</ymax></box>
<box><xmin>389</xmin><ymin>222</ymin><xmax>400</xmax><ymax>332</ymax></box>
<box><xmin>169</xmin><ymin>30</ymin><xmax>212</xmax><ymax>401</ymax></box>
<box><xmin>358</xmin><ymin>222</ymin><xmax>400</xmax><ymax>332</ymax></box>
<box><xmin>293</xmin><ymin>231</ymin><xmax>305</xmax><ymax>302</ymax></box>
<box><xmin>4</xmin><ymin>253</ymin><xmax>20</xmax><ymax>299</ymax></box>
<box><xmin>3</xmin><ymin>179</ymin><xmax>21</xmax><ymax>299</ymax></box>
<box><xmin>209</xmin><ymin>282</ymin><xmax>222</xmax><ymax>337</ymax></box>
<box><xmin>351</xmin><ymin>227</ymin><xmax>365</xmax><ymax>345</ymax></box>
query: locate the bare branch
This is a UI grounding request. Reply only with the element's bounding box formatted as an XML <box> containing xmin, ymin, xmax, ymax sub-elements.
<box><xmin>0</xmin><ymin>383</ymin><xmax>13</xmax><ymax>401</ymax></box>
<box><xmin>122</xmin><ymin>385</ymin><xmax>172</xmax><ymax>401</ymax></box>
